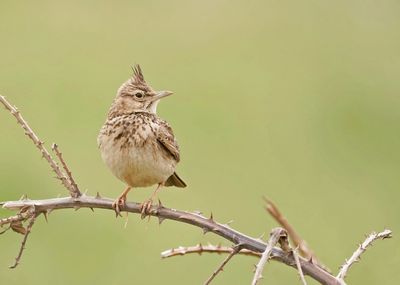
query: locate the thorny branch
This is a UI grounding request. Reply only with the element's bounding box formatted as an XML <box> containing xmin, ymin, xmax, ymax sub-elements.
<box><xmin>204</xmin><ymin>245</ymin><xmax>241</xmax><ymax>285</ymax></box>
<box><xmin>337</xmin><ymin>229</ymin><xmax>392</xmax><ymax>281</ymax></box>
<box><xmin>251</xmin><ymin>228</ymin><xmax>287</xmax><ymax>285</ymax></box>
<box><xmin>161</xmin><ymin>244</ymin><xmax>261</xmax><ymax>258</ymax></box>
<box><xmin>1</xmin><ymin>195</ymin><xmax>340</xmax><ymax>284</ymax></box>
<box><xmin>51</xmin><ymin>143</ymin><xmax>79</xmax><ymax>195</ymax></box>
<box><xmin>9</xmin><ymin>212</ymin><xmax>37</xmax><ymax>269</ymax></box>
<box><xmin>0</xmin><ymin>95</ymin><xmax>393</xmax><ymax>285</ymax></box>
<box><xmin>0</xmin><ymin>96</ymin><xmax>80</xmax><ymax>198</ymax></box>
<box><xmin>293</xmin><ymin>247</ymin><xmax>308</xmax><ymax>285</ymax></box>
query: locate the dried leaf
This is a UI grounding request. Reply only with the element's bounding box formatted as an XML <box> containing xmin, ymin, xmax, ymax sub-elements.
<box><xmin>11</xmin><ymin>221</ymin><xmax>27</xmax><ymax>235</ymax></box>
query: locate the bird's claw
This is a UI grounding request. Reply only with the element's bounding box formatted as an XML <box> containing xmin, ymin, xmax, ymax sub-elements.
<box><xmin>112</xmin><ymin>196</ymin><xmax>126</xmax><ymax>217</ymax></box>
<box><xmin>140</xmin><ymin>199</ymin><xmax>153</xmax><ymax>219</ymax></box>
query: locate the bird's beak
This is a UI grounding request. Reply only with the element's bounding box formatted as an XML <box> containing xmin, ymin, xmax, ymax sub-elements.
<box><xmin>151</xmin><ymin>90</ymin><xmax>173</xmax><ymax>101</ymax></box>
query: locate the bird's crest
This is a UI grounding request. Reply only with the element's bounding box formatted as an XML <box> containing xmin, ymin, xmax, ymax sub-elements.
<box><xmin>132</xmin><ymin>64</ymin><xmax>146</xmax><ymax>84</ymax></box>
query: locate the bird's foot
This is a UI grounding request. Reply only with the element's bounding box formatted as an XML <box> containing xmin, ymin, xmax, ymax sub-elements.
<box><xmin>140</xmin><ymin>199</ymin><xmax>153</xmax><ymax>219</ymax></box>
<box><xmin>112</xmin><ymin>196</ymin><xmax>126</xmax><ymax>217</ymax></box>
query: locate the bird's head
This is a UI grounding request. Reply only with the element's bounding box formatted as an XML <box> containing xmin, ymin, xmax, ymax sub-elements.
<box><xmin>109</xmin><ymin>65</ymin><xmax>173</xmax><ymax>117</ymax></box>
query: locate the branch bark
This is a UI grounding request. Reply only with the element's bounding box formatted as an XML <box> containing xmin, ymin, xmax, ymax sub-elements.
<box><xmin>1</xmin><ymin>195</ymin><xmax>340</xmax><ymax>285</ymax></box>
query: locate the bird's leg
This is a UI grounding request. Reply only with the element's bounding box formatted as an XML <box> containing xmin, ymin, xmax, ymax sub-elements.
<box><xmin>112</xmin><ymin>186</ymin><xmax>131</xmax><ymax>217</ymax></box>
<box><xmin>140</xmin><ymin>183</ymin><xmax>163</xmax><ymax>218</ymax></box>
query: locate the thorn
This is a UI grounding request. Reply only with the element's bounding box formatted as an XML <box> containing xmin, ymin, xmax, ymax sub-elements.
<box><xmin>19</xmin><ymin>194</ymin><xmax>28</xmax><ymax>201</ymax></box>
<box><xmin>47</xmin><ymin>209</ymin><xmax>53</xmax><ymax>216</ymax></box>
<box><xmin>158</xmin><ymin>216</ymin><xmax>165</xmax><ymax>225</ymax></box>
<box><xmin>209</xmin><ymin>212</ymin><xmax>214</xmax><ymax>222</ymax></box>
<box><xmin>308</xmin><ymin>256</ymin><xmax>314</xmax><ymax>264</ymax></box>
<box><xmin>42</xmin><ymin>212</ymin><xmax>48</xmax><ymax>223</ymax></box>
<box><xmin>74</xmin><ymin>206</ymin><xmax>80</xmax><ymax>211</ymax></box>
<box><xmin>202</xmin><ymin>227</ymin><xmax>210</xmax><ymax>235</ymax></box>
<box><xmin>51</xmin><ymin>143</ymin><xmax>57</xmax><ymax>150</ymax></box>
<box><xmin>124</xmin><ymin>213</ymin><xmax>129</xmax><ymax>228</ymax></box>
<box><xmin>157</xmin><ymin>199</ymin><xmax>164</xmax><ymax>209</ymax></box>
<box><xmin>89</xmin><ymin>207</ymin><xmax>94</xmax><ymax>212</ymax></box>
<box><xmin>95</xmin><ymin>192</ymin><xmax>102</xmax><ymax>199</ymax></box>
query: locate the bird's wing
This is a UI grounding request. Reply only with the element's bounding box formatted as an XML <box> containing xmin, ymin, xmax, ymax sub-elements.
<box><xmin>156</xmin><ymin>121</ymin><xmax>181</xmax><ymax>162</ymax></box>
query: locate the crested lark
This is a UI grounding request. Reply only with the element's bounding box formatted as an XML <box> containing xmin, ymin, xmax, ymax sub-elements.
<box><xmin>97</xmin><ymin>65</ymin><xmax>186</xmax><ymax>216</ymax></box>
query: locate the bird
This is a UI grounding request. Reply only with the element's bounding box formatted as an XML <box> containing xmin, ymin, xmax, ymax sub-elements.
<box><xmin>97</xmin><ymin>64</ymin><xmax>186</xmax><ymax>216</ymax></box>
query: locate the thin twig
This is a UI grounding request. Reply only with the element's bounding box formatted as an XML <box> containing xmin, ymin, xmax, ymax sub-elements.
<box><xmin>52</xmin><ymin>143</ymin><xmax>80</xmax><ymax>195</ymax></box>
<box><xmin>1</xmin><ymin>195</ymin><xmax>341</xmax><ymax>285</ymax></box>
<box><xmin>9</xmin><ymin>212</ymin><xmax>37</xmax><ymax>269</ymax></box>
<box><xmin>204</xmin><ymin>245</ymin><xmax>241</xmax><ymax>285</ymax></box>
<box><xmin>275</xmin><ymin>228</ymin><xmax>307</xmax><ymax>285</ymax></box>
<box><xmin>0</xmin><ymin>95</ymin><xmax>80</xmax><ymax>198</ymax></box>
<box><xmin>251</xmin><ymin>228</ymin><xmax>285</xmax><ymax>285</ymax></box>
<box><xmin>0</xmin><ymin>211</ymin><xmax>31</xmax><ymax>227</ymax></box>
<box><xmin>161</xmin><ymin>244</ymin><xmax>261</xmax><ymax>258</ymax></box>
<box><xmin>336</xmin><ymin>229</ymin><xmax>392</xmax><ymax>281</ymax></box>
<box><xmin>293</xmin><ymin>247</ymin><xmax>308</xmax><ymax>285</ymax></box>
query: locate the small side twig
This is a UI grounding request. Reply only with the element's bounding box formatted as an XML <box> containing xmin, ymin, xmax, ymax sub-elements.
<box><xmin>275</xmin><ymin>229</ymin><xmax>307</xmax><ymax>285</ymax></box>
<box><xmin>336</xmin><ymin>229</ymin><xmax>392</xmax><ymax>281</ymax></box>
<box><xmin>161</xmin><ymin>244</ymin><xmax>260</xmax><ymax>258</ymax></box>
<box><xmin>251</xmin><ymin>228</ymin><xmax>286</xmax><ymax>285</ymax></box>
<box><xmin>52</xmin><ymin>143</ymin><xmax>80</xmax><ymax>195</ymax></box>
<box><xmin>9</xmin><ymin>212</ymin><xmax>37</xmax><ymax>269</ymax></box>
<box><xmin>0</xmin><ymin>211</ymin><xmax>31</xmax><ymax>227</ymax></box>
<box><xmin>204</xmin><ymin>244</ymin><xmax>241</xmax><ymax>285</ymax></box>
<box><xmin>0</xmin><ymin>95</ymin><xmax>80</xmax><ymax>198</ymax></box>
<box><xmin>293</xmin><ymin>247</ymin><xmax>308</xmax><ymax>285</ymax></box>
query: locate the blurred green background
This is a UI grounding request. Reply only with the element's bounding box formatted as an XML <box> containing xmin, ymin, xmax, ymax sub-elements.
<box><xmin>0</xmin><ymin>1</ymin><xmax>399</xmax><ymax>284</ymax></box>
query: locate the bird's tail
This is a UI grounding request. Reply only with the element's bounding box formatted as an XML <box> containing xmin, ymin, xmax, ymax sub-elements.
<box><xmin>165</xmin><ymin>172</ymin><xmax>187</xmax><ymax>188</ymax></box>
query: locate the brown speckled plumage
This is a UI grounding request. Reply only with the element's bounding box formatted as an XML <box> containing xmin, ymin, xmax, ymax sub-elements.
<box><xmin>97</xmin><ymin>65</ymin><xmax>186</xmax><ymax>215</ymax></box>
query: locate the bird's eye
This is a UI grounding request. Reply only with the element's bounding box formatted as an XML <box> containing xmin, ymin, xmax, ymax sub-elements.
<box><xmin>134</xmin><ymin>92</ymin><xmax>144</xmax><ymax>99</ymax></box>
